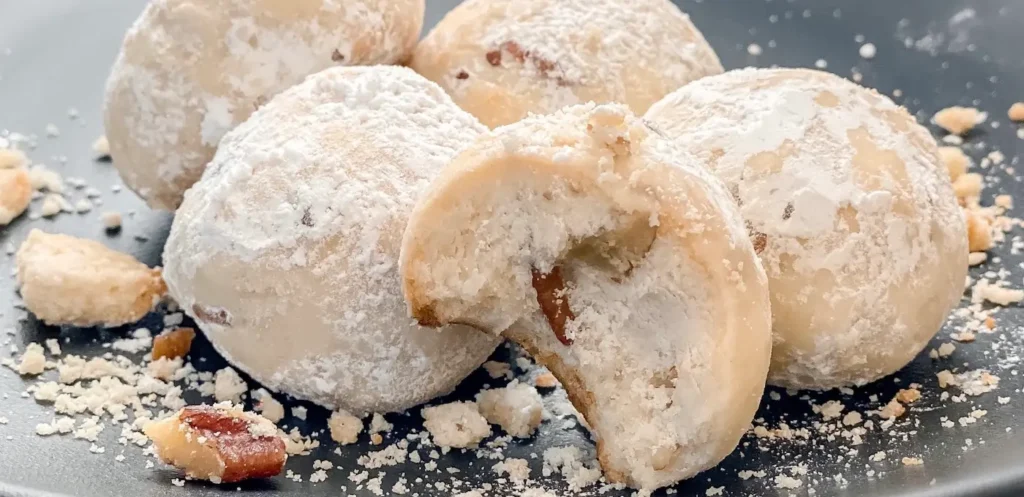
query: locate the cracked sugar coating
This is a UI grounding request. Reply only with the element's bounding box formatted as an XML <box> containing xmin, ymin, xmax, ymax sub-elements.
<box><xmin>104</xmin><ymin>0</ymin><xmax>424</xmax><ymax>210</ymax></box>
<box><xmin>411</xmin><ymin>0</ymin><xmax>722</xmax><ymax>128</ymax></box>
<box><xmin>645</xmin><ymin>68</ymin><xmax>968</xmax><ymax>390</ymax></box>
<box><xmin>162</xmin><ymin>66</ymin><xmax>500</xmax><ymax>414</ymax></box>
<box><xmin>400</xmin><ymin>103</ymin><xmax>771</xmax><ymax>490</ymax></box>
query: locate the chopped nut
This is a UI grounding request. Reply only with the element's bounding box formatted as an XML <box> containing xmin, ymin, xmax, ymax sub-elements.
<box><xmin>994</xmin><ymin>194</ymin><xmax>1013</xmax><ymax>209</ymax></box>
<box><xmin>968</xmin><ymin>252</ymin><xmax>987</xmax><ymax>266</ymax></box>
<box><xmin>531</xmin><ymin>267</ymin><xmax>575</xmax><ymax>346</ymax></box>
<box><xmin>152</xmin><ymin>328</ymin><xmax>196</xmax><ymax>360</ymax></box>
<box><xmin>901</xmin><ymin>457</ymin><xmax>924</xmax><ymax>466</ymax></box>
<box><xmin>1009</xmin><ymin>102</ymin><xmax>1024</xmax><ymax>122</ymax></box>
<box><xmin>144</xmin><ymin>404</ymin><xmax>287</xmax><ymax>483</ymax></box>
<box><xmin>984</xmin><ymin>317</ymin><xmax>996</xmax><ymax>329</ymax></box>
<box><xmin>934</xmin><ymin>106</ymin><xmax>984</xmax><ymax>135</ymax></box>
<box><xmin>0</xmin><ymin>167</ymin><xmax>32</xmax><ymax>225</ymax></box>
<box><xmin>15</xmin><ymin>230</ymin><xmax>167</xmax><ymax>327</ymax></box>
<box><xmin>938</xmin><ymin>147</ymin><xmax>969</xmax><ymax>182</ymax></box>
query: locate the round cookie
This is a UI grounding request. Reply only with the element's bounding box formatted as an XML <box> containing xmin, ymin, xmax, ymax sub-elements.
<box><xmin>400</xmin><ymin>103</ymin><xmax>772</xmax><ymax>490</ymax></box>
<box><xmin>162</xmin><ymin>66</ymin><xmax>500</xmax><ymax>414</ymax></box>
<box><xmin>645</xmin><ymin>68</ymin><xmax>968</xmax><ymax>390</ymax></box>
<box><xmin>411</xmin><ymin>0</ymin><xmax>722</xmax><ymax>128</ymax></box>
<box><xmin>104</xmin><ymin>0</ymin><xmax>424</xmax><ymax>210</ymax></box>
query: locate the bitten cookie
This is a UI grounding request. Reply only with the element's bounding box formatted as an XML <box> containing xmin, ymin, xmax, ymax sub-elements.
<box><xmin>104</xmin><ymin>0</ymin><xmax>423</xmax><ymax>210</ymax></box>
<box><xmin>400</xmin><ymin>103</ymin><xmax>772</xmax><ymax>490</ymax></box>
<box><xmin>412</xmin><ymin>0</ymin><xmax>722</xmax><ymax>128</ymax></box>
<box><xmin>163</xmin><ymin>66</ymin><xmax>500</xmax><ymax>414</ymax></box>
<box><xmin>646</xmin><ymin>68</ymin><xmax>968</xmax><ymax>389</ymax></box>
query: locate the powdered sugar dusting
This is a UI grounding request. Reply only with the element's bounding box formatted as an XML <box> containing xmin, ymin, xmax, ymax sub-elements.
<box><xmin>400</xmin><ymin>103</ymin><xmax>772</xmax><ymax>490</ymax></box>
<box><xmin>646</xmin><ymin>68</ymin><xmax>967</xmax><ymax>389</ymax></box>
<box><xmin>163</xmin><ymin>66</ymin><xmax>499</xmax><ymax>414</ymax></box>
<box><xmin>104</xmin><ymin>0</ymin><xmax>423</xmax><ymax>209</ymax></box>
<box><xmin>414</xmin><ymin>0</ymin><xmax>722</xmax><ymax>127</ymax></box>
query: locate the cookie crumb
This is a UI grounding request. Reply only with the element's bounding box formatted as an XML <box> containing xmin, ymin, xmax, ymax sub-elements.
<box><xmin>213</xmin><ymin>367</ymin><xmax>247</xmax><ymax>403</ymax></box>
<box><xmin>1008</xmin><ymin>102</ymin><xmax>1024</xmax><ymax>122</ymax></box>
<box><xmin>878</xmin><ymin>398</ymin><xmax>906</xmax><ymax>419</ymax></box>
<box><xmin>476</xmin><ymin>381</ymin><xmax>544</xmax><ymax>438</ymax></box>
<box><xmin>896</xmin><ymin>387</ymin><xmax>922</xmax><ymax>404</ymax></box>
<box><xmin>92</xmin><ymin>136</ymin><xmax>110</xmax><ymax>158</ymax></box>
<box><xmin>0</xmin><ymin>148</ymin><xmax>28</xmax><ymax>169</ymax></box>
<box><xmin>938</xmin><ymin>147</ymin><xmax>969</xmax><ymax>181</ymax></box>
<box><xmin>534</xmin><ymin>372</ymin><xmax>558</xmax><ymax>388</ymax></box>
<box><xmin>774</xmin><ymin>474</ymin><xmax>802</xmax><ymax>489</ymax></box>
<box><xmin>100</xmin><ymin>211</ymin><xmax>122</xmax><ymax>230</ymax></box>
<box><xmin>937</xmin><ymin>342</ymin><xmax>956</xmax><ymax>358</ymax></box>
<box><xmin>858</xmin><ymin>43</ymin><xmax>876</xmax><ymax>59</ymax></box>
<box><xmin>421</xmin><ymin>401</ymin><xmax>490</xmax><ymax>448</ymax></box>
<box><xmin>16</xmin><ymin>343</ymin><xmax>46</xmax><ymax>376</ymax></box>
<box><xmin>492</xmin><ymin>458</ymin><xmax>530</xmax><ymax>484</ymax></box>
<box><xmin>934</xmin><ymin>106</ymin><xmax>985</xmax><ymax>135</ymax></box>
<box><xmin>482</xmin><ymin>360</ymin><xmax>511</xmax><ymax>379</ymax></box>
<box><xmin>328</xmin><ymin>409</ymin><xmax>363</xmax><ymax>445</ymax></box>
<box><xmin>253</xmin><ymin>389</ymin><xmax>284</xmax><ymax>424</ymax></box>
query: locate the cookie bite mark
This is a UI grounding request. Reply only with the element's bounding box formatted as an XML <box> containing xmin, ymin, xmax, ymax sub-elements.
<box><xmin>400</xmin><ymin>103</ymin><xmax>772</xmax><ymax>491</ymax></box>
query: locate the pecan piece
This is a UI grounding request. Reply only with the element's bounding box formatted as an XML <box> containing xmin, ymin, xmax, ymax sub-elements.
<box><xmin>152</xmin><ymin>327</ymin><xmax>196</xmax><ymax>360</ymax></box>
<box><xmin>192</xmin><ymin>303</ymin><xmax>232</xmax><ymax>327</ymax></box>
<box><xmin>145</xmin><ymin>405</ymin><xmax>286</xmax><ymax>484</ymax></box>
<box><xmin>531</xmin><ymin>266</ymin><xmax>575</xmax><ymax>346</ymax></box>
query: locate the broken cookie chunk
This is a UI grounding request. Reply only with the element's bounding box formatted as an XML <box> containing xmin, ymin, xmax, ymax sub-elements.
<box><xmin>16</xmin><ymin>230</ymin><xmax>166</xmax><ymax>327</ymax></box>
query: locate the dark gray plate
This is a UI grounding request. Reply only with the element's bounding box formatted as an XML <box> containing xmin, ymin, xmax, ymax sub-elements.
<box><xmin>1</xmin><ymin>1</ymin><xmax>1023</xmax><ymax>496</ymax></box>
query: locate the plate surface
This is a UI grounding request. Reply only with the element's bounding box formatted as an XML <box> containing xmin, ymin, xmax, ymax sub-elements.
<box><xmin>1</xmin><ymin>1</ymin><xmax>1023</xmax><ymax>496</ymax></box>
